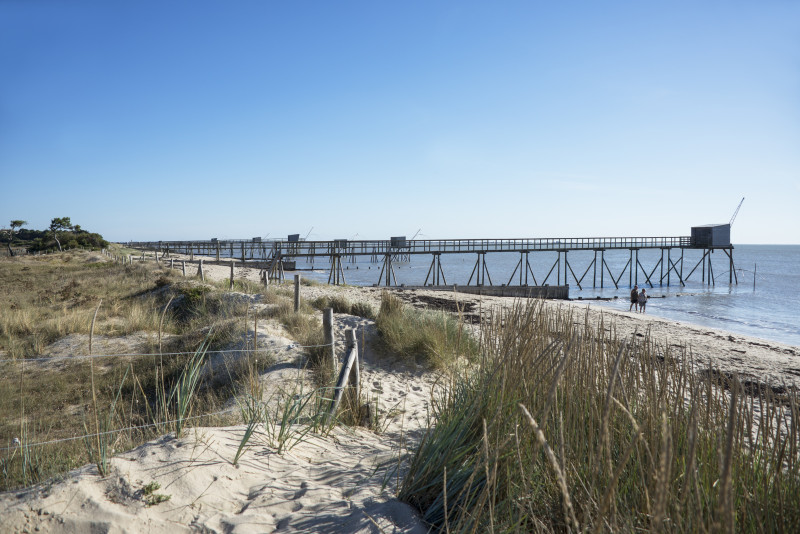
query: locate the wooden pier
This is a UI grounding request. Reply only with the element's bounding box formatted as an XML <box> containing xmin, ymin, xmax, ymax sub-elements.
<box><xmin>127</xmin><ymin>233</ymin><xmax>737</xmax><ymax>290</ymax></box>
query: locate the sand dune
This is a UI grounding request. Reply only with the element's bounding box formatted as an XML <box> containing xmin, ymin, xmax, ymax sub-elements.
<box><xmin>2</xmin><ymin>254</ymin><xmax>797</xmax><ymax>533</ymax></box>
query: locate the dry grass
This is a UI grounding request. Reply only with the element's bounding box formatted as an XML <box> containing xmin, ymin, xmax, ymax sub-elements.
<box><xmin>374</xmin><ymin>291</ymin><xmax>479</xmax><ymax>369</ymax></box>
<box><xmin>0</xmin><ymin>251</ymin><xmax>269</xmax><ymax>490</ymax></box>
<box><xmin>399</xmin><ymin>300</ymin><xmax>800</xmax><ymax>532</ymax></box>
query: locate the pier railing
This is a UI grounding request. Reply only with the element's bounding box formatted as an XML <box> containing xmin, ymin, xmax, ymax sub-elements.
<box><xmin>125</xmin><ymin>235</ymin><xmax>733</xmax><ymax>289</ymax></box>
<box><xmin>129</xmin><ymin>236</ymin><xmax>695</xmax><ymax>257</ymax></box>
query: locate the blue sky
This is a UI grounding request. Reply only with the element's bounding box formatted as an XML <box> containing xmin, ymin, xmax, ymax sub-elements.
<box><xmin>2</xmin><ymin>1</ymin><xmax>798</xmax><ymax>243</ymax></box>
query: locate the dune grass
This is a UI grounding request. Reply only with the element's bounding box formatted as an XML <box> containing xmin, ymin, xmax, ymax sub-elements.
<box><xmin>311</xmin><ymin>294</ymin><xmax>376</xmax><ymax>320</ymax></box>
<box><xmin>374</xmin><ymin>291</ymin><xmax>480</xmax><ymax>369</ymax></box>
<box><xmin>0</xmin><ymin>251</ymin><xmax>270</xmax><ymax>490</ymax></box>
<box><xmin>398</xmin><ymin>300</ymin><xmax>800</xmax><ymax>532</ymax></box>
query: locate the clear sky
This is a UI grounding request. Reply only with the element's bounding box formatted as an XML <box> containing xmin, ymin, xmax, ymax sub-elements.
<box><xmin>2</xmin><ymin>1</ymin><xmax>798</xmax><ymax>244</ymax></box>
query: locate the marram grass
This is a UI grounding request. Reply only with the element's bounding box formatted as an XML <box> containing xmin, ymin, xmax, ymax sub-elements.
<box><xmin>399</xmin><ymin>300</ymin><xmax>800</xmax><ymax>532</ymax></box>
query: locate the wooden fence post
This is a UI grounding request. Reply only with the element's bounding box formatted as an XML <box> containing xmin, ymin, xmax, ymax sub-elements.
<box><xmin>329</xmin><ymin>328</ymin><xmax>359</xmax><ymax>420</ymax></box>
<box><xmin>347</xmin><ymin>329</ymin><xmax>360</xmax><ymax>399</ymax></box>
<box><xmin>323</xmin><ymin>308</ymin><xmax>335</xmax><ymax>372</ymax></box>
<box><xmin>198</xmin><ymin>259</ymin><xmax>205</xmax><ymax>281</ymax></box>
<box><xmin>230</xmin><ymin>260</ymin><xmax>235</xmax><ymax>289</ymax></box>
<box><xmin>294</xmin><ymin>274</ymin><xmax>301</xmax><ymax>312</ymax></box>
<box><xmin>182</xmin><ymin>260</ymin><xmax>186</xmax><ymax>276</ymax></box>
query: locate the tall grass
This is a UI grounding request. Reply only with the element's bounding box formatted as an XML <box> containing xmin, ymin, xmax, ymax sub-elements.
<box><xmin>399</xmin><ymin>300</ymin><xmax>800</xmax><ymax>532</ymax></box>
<box><xmin>311</xmin><ymin>295</ymin><xmax>376</xmax><ymax>320</ymax></box>
<box><xmin>0</xmin><ymin>252</ymin><xmax>258</xmax><ymax>490</ymax></box>
<box><xmin>375</xmin><ymin>291</ymin><xmax>479</xmax><ymax>369</ymax></box>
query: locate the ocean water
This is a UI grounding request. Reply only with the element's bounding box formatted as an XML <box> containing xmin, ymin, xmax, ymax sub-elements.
<box><xmin>291</xmin><ymin>244</ymin><xmax>799</xmax><ymax>347</ymax></box>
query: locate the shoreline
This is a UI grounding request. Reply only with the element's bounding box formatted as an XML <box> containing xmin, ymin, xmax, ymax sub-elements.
<box><xmin>177</xmin><ymin>253</ymin><xmax>799</xmax><ymax>388</ymax></box>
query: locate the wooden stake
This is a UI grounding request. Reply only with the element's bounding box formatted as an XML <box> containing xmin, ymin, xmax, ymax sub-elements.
<box><xmin>329</xmin><ymin>328</ymin><xmax>359</xmax><ymax>419</ymax></box>
<box><xmin>347</xmin><ymin>328</ymin><xmax>360</xmax><ymax>399</ymax></box>
<box><xmin>294</xmin><ymin>274</ymin><xmax>301</xmax><ymax>312</ymax></box>
<box><xmin>323</xmin><ymin>308</ymin><xmax>335</xmax><ymax>371</ymax></box>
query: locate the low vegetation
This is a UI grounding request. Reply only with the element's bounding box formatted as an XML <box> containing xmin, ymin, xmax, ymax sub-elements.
<box><xmin>1</xmin><ymin>250</ymin><xmax>454</xmax><ymax>491</ymax></box>
<box><xmin>312</xmin><ymin>294</ymin><xmax>376</xmax><ymax>320</ymax></box>
<box><xmin>398</xmin><ymin>300</ymin><xmax>800</xmax><ymax>531</ymax></box>
<box><xmin>0</xmin><ymin>251</ymin><xmax>268</xmax><ymax>490</ymax></box>
<box><xmin>375</xmin><ymin>291</ymin><xmax>480</xmax><ymax>369</ymax></box>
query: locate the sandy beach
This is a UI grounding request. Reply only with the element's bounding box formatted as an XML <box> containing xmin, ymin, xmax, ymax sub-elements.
<box><xmin>1</xmin><ymin>254</ymin><xmax>798</xmax><ymax>533</ymax></box>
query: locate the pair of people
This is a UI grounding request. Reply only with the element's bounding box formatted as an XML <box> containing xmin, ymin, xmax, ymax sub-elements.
<box><xmin>629</xmin><ymin>285</ymin><xmax>648</xmax><ymax>313</ymax></box>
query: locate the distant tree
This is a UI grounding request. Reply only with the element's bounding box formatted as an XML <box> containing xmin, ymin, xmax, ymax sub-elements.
<box><xmin>6</xmin><ymin>220</ymin><xmax>27</xmax><ymax>256</ymax></box>
<box><xmin>49</xmin><ymin>217</ymin><xmax>72</xmax><ymax>252</ymax></box>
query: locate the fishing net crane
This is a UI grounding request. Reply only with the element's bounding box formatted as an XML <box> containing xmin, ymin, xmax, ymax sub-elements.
<box><xmin>729</xmin><ymin>197</ymin><xmax>745</xmax><ymax>226</ymax></box>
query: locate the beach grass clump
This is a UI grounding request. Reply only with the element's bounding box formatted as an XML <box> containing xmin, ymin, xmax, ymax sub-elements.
<box><xmin>311</xmin><ymin>295</ymin><xmax>376</xmax><ymax>320</ymax></box>
<box><xmin>374</xmin><ymin>291</ymin><xmax>479</xmax><ymax>369</ymax></box>
<box><xmin>398</xmin><ymin>300</ymin><xmax>800</xmax><ymax>532</ymax></box>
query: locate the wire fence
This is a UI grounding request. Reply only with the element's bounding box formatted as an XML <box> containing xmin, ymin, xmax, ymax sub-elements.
<box><xmin>0</xmin><ymin>342</ymin><xmax>335</xmax><ymax>365</ymax></box>
<box><xmin>0</xmin><ymin>340</ymin><xmax>337</xmax><ymax>456</ymax></box>
<box><xmin>0</xmin><ymin>408</ymin><xmax>234</xmax><ymax>453</ymax></box>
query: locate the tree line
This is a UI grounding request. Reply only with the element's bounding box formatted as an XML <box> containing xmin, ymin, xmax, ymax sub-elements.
<box><xmin>2</xmin><ymin>217</ymin><xmax>108</xmax><ymax>256</ymax></box>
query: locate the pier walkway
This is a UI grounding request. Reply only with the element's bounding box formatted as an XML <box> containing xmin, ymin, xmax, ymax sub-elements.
<box><xmin>127</xmin><ymin>235</ymin><xmax>736</xmax><ymax>290</ymax></box>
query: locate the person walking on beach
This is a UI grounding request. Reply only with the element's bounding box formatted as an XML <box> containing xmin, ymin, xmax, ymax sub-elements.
<box><xmin>630</xmin><ymin>285</ymin><xmax>639</xmax><ymax>311</ymax></box>
<box><xmin>638</xmin><ymin>288</ymin><xmax>647</xmax><ymax>314</ymax></box>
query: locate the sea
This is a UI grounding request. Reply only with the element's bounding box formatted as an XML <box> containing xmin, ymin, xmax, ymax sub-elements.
<box><xmin>290</xmin><ymin>244</ymin><xmax>800</xmax><ymax>347</ymax></box>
